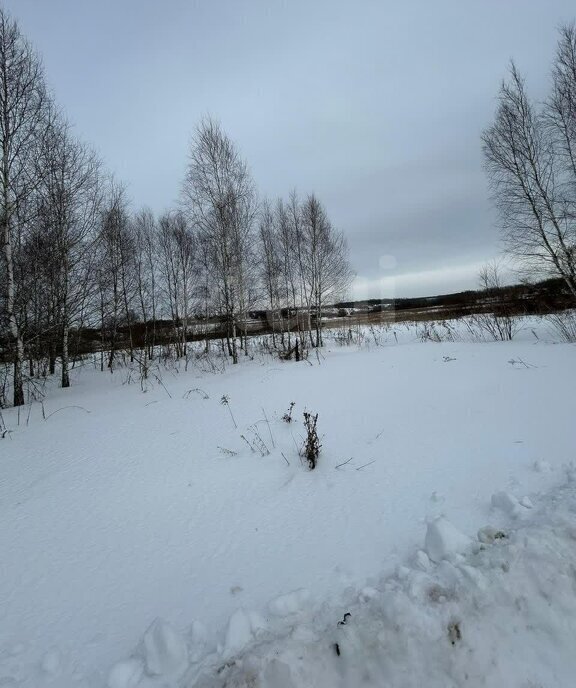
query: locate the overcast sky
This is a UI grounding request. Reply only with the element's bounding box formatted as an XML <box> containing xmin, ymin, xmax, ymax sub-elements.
<box><xmin>4</xmin><ymin>0</ymin><xmax>575</xmax><ymax>298</ymax></box>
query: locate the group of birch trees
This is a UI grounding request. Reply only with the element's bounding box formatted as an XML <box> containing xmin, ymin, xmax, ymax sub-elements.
<box><xmin>0</xmin><ymin>9</ymin><xmax>352</xmax><ymax>407</ymax></box>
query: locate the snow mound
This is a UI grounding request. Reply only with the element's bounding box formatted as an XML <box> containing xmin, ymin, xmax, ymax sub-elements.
<box><xmin>182</xmin><ymin>478</ymin><xmax>576</xmax><ymax>687</ymax></box>
<box><xmin>142</xmin><ymin>617</ymin><xmax>188</xmax><ymax>677</ymax></box>
<box><xmin>414</xmin><ymin>549</ymin><xmax>431</xmax><ymax>571</ymax></box>
<box><xmin>40</xmin><ymin>647</ymin><xmax>61</xmax><ymax>676</ymax></box>
<box><xmin>188</xmin><ymin>620</ymin><xmax>209</xmax><ymax>663</ymax></box>
<box><xmin>533</xmin><ymin>459</ymin><xmax>552</xmax><ymax>473</ymax></box>
<box><xmin>221</xmin><ymin>608</ymin><xmax>267</xmax><ymax>659</ymax></box>
<box><xmin>262</xmin><ymin>659</ymin><xmax>295</xmax><ymax>688</ymax></box>
<box><xmin>491</xmin><ymin>490</ymin><xmax>532</xmax><ymax>517</ymax></box>
<box><xmin>424</xmin><ymin>516</ymin><xmax>471</xmax><ymax>563</ymax></box>
<box><xmin>477</xmin><ymin>525</ymin><xmax>506</xmax><ymax>544</ymax></box>
<box><xmin>107</xmin><ymin>658</ymin><xmax>143</xmax><ymax>688</ymax></box>
<box><xmin>268</xmin><ymin>588</ymin><xmax>310</xmax><ymax>617</ymax></box>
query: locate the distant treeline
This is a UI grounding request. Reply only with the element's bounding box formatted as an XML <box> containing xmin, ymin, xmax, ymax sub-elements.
<box><xmin>2</xmin><ymin>276</ymin><xmax>569</xmax><ymax>370</ymax></box>
<box><xmin>335</xmin><ymin>277</ymin><xmax>573</xmax><ymax>315</ymax></box>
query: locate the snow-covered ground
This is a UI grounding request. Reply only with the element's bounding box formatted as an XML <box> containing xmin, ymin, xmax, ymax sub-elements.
<box><xmin>1</xmin><ymin>317</ymin><xmax>575</xmax><ymax>687</ymax></box>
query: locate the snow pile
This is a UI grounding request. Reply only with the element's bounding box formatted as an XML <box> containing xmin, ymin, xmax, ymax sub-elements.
<box><xmin>107</xmin><ymin>619</ymin><xmax>190</xmax><ymax>688</ymax></box>
<box><xmin>168</xmin><ymin>476</ymin><xmax>576</xmax><ymax>687</ymax></box>
<box><xmin>142</xmin><ymin>618</ymin><xmax>188</xmax><ymax>677</ymax></box>
<box><xmin>221</xmin><ymin>609</ymin><xmax>267</xmax><ymax>659</ymax></box>
<box><xmin>267</xmin><ymin>589</ymin><xmax>310</xmax><ymax>617</ymax></box>
<box><xmin>94</xmin><ymin>473</ymin><xmax>576</xmax><ymax>687</ymax></box>
<box><xmin>491</xmin><ymin>490</ymin><xmax>534</xmax><ymax>517</ymax></box>
<box><xmin>424</xmin><ymin>516</ymin><xmax>471</xmax><ymax>563</ymax></box>
<box><xmin>39</xmin><ymin>648</ymin><xmax>61</xmax><ymax>676</ymax></box>
<box><xmin>108</xmin><ymin>658</ymin><xmax>143</xmax><ymax>688</ymax></box>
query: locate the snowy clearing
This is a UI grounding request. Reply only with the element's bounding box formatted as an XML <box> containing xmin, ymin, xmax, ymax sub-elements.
<box><xmin>1</xmin><ymin>318</ymin><xmax>575</xmax><ymax>687</ymax></box>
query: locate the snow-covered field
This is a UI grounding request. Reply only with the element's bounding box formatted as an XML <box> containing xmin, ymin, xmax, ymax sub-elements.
<box><xmin>1</xmin><ymin>317</ymin><xmax>575</xmax><ymax>687</ymax></box>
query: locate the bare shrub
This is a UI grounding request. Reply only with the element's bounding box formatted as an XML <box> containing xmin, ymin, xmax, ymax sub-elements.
<box><xmin>547</xmin><ymin>310</ymin><xmax>576</xmax><ymax>342</ymax></box>
<box><xmin>470</xmin><ymin>261</ymin><xmax>520</xmax><ymax>341</ymax></box>
<box><xmin>241</xmin><ymin>426</ymin><xmax>270</xmax><ymax>456</ymax></box>
<box><xmin>301</xmin><ymin>412</ymin><xmax>321</xmax><ymax>470</ymax></box>
<box><xmin>469</xmin><ymin>311</ymin><xmax>519</xmax><ymax>341</ymax></box>
<box><xmin>282</xmin><ymin>401</ymin><xmax>295</xmax><ymax>423</ymax></box>
<box><xmin>418</xmin><ymin>322</ymin><xmax>443</xmax><ymax>343</ymax></box>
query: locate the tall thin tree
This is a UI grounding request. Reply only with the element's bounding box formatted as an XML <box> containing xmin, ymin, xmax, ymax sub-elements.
<box><xmin>0</xmin><ymin>9</ymin><xmax>47</xmax><ymax>405</ymax></box>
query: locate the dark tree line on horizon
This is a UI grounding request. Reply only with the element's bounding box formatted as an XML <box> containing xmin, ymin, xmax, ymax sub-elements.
<box><xmin>0</xmin><ymin>8</ymin><xmax>353</xmax><ymax>407</ymax></box>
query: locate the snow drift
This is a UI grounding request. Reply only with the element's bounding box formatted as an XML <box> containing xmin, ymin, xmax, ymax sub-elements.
<box><xmin>112</xmin><ymin>474</ymin><xmax>576</xmax><ymax>687</ymax></box>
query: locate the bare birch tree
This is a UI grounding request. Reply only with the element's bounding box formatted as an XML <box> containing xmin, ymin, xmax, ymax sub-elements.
<box><xmin>546</xmin><ymin>24</ymin><xmax>576</xmax><ymax>201</ymax></box>
<box><xmin>182</xmin><ymin>118</ymin><xmax>257</xmax><ymax>364</ymax></box>
<box><xmin>132</xmin><ymin>208</ymin><xmax>158</xmax><ymax>366</ymax></box>
<box><xmin>35</xmin><ymin>114</ymin><xmax>102</xmax><ymax>387</ymax></box>
<box><xmin>300</xmin><ymin>194</ymin><xmax>353</xmax><ymax>346</ymax></box>
<box><xmin>98</xmin><ymin>182</ymin><xmax>132</xmax><ymax>370</ymax></box>
<box><xmin>258</xmin><ymin>199</ymin><xmax>282</xmax><ymax>346</ymax></box>
<box><xmin>158</xmin><ymin>210</ymin><xmax>196</xmax><ymax>360</ymax></box>
<box><xmin>0</xmin><ymin>8</ymin><xmax>47</xmax><ymax>405</ymax></box>
<box><xmin>483</xmin><ymin>55</ymin><xmax>576</xmax><ymax>297</ymax></box>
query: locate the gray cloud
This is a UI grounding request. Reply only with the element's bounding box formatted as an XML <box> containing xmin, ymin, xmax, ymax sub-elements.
<box><xmin>5</xmin><ymin>0</ymin><xmax>574</xmax><ymax>297</ymax></box>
